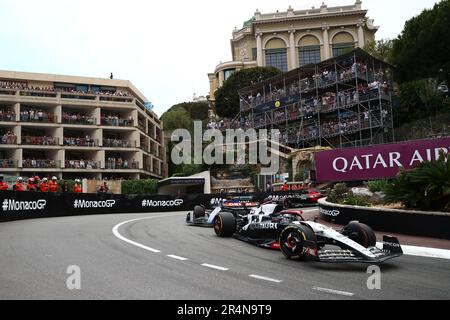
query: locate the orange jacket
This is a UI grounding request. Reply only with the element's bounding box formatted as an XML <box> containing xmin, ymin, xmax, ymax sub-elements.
<box><xmin>0</xmin><ymin>182</ymin><xmax>9</xmax><ymax>191</ymax></box>
<box><xmin>73</xmin><ymin>184</ymin><xmax>82</xmax><ymax>193</ymax></box>
<box><xmin>39</xmin><ymin>182</ymin><xmax>48</xmax><ymax>192</ymax></box>
<box><xmin>27</xmin><ymin>183</ymin><xmax>36</xmax><ymax>191</ymax></box>
<box><xmin>48</xmin><ymin>181</ymin><xmax>58</xmax><ymax>193</ymax></box>
<box><xmin>15</xmin><ymin>182</ymin><xmax>25</xmax><ymax>191</ymax></box>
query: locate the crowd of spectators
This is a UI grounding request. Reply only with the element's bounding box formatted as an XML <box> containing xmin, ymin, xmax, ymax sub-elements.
<box><xmin>22</xmin><ymin>135</ymin><xmax>57</xmax><ymax>145</ymax></box>
<box><xmin>101</xmin><ymin>114</ymin><xmax>133</xmax><ymax>127</ymax></box>
<box><xmin>0</xmin><ymin>109</ymin><xmax>16</xmax><ymax>121</ymax></box>
<box><xmin>20</xmin><ymin>109</ymin><xmax>54</xmax><ymax>123</ymax></box>
<box><xmin>64</xmin><ymin>136</ymin><xmax>97</xmax><ymax>147</ymax></box>
<box><xmin>106</xmin><ymin>157</ymin><xmax>137</xmax><ymax>169</ymax></box>
<box><xmin>62</xmin><ymin>112</ymin><xmax>96</xmax><ymax>125</ymax></box>
<box><xmin>0</xmin><ymin>80</ymin><xmax>132</xmax><ymax>97</ymax></box>
<box><xmin>65</xmin><ymin>159</ymin><xmax>98</xmax><ymax>169</ymax></box>
<box><xmin>103</xmin><ymin>138</ymin><xmax>133</xmax><ymax>148</ymax></box>
<box><xmin>0</xmin><ymin>175</ymin><xmax>83</xmax><ymax>193</ymax></box>
<box><xmin>1</xmin><ymin>131</ymin><xmax>17</xmax><ymax>144</ymax></box>
<box><xmin>22</xmin><ymin>159</ymin><xmax>58</xmax><ymax>168</ymax></box>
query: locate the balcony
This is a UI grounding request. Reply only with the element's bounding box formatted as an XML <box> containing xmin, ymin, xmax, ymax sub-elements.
<box><xmin>0</xmin><ymin>159</ymin><xmax>18</xmax><ymax>168</ymax></box>
<box><xmin>62</xmin><ymin>115</ymin><xmax>96</xmax><ymax>126</ymax></box>
<box><xmin>63</xmin><ymin>137</ymin><xmax>98</xmax><ymax>147</ymax></box>
<box><xmin>105</xmin><ymin>160</ymin><xmax>139</xmax><ymax>170</ymax></box>
<box><xmin>0</xmin><ymin>113</ymin><xmax>16</xmax><ymax>122</ymax></box>
<box><xmin>65</xmin><ymin>160</ymin><xmax>100</xmax><ymax>169</ymax></box>
<box><xmin>22</xmin><ymin>159</ymin><xmax>60</xmax><ymax>169</ymax></box>
<box><xmin>101</xmin><ymin>117</ymin><xmax>134</xmax><ymax>127</ymax></box>
<box><xmin>103</xmin><ymin>139</ymin><xmax>136</xmax><ymax>148</ymax></box>
<box><xmin>21</xmin><ymin>136</ymin><xmax>59</xmax><ymax>146</ymax></box>
<box><xmin>20</xmin><ymin>112</ymin><xmax>57</xmax><ymax>124</ymax></box>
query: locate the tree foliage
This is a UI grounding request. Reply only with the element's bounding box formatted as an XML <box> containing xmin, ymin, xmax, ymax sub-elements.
<box><xmin>121</xmin><ymin>179</ymin><xmax>159</xmax><ymax>195</ymax></box>
<box><xmin>160</xmin><ymin>106</ymin><xmax>193</xmax><ymax>132</ymax></box>
<box><xmin>384</xmin><ymin>153</ymin><xmax>450</xmax><ymax>212</ymax></box>
<box><xmin>391</xmin><ymin>0</ymin><xmax>450</xmax><ymax>83</ymax></box>
<box><xmin>363</xmin><ymin>39</ymin><xmax>393</xmax><ymax>63</ymax></box>
<box><xmin>214</xmin><ymin>67</ymin><xmax>282</xmax><ymax>118</ymax></box>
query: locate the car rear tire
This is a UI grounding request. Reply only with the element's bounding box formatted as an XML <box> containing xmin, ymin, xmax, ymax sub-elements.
<box><xmin>193</xmin><ymin>205</ymin><xmax>206</xmax><ymax>219</ymax></box>
<box><xmin>342</xmin><ymin>222</ymin><xmax>376</xmax><ymax>248</ymax></box>
<box><xmin>279</xmin><ymin>224</ymin><xmax>316</xmax><ymax>260</ymax></box>
<box><xmin>214</xmin><ymin>212</ymin><xmax>236</xmax><ymax>237</ymax></box>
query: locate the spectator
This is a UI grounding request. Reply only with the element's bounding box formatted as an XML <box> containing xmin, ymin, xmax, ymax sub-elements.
<box><xmin>27</xmin><ymin>178</ymin><xmax>36</xmax><ymax>191</ymax></box>
<box><xmin>15</xmin><ymin>177</ymin><xmax>25</xmax><ymax>192</ymax></box>
<box><xmin>61</xmin><ymin>180</ymin><xmax>69</xmax><ymax>193</ymax></box>
<box><xmin>0</xmin><ymin>176</ymin><xmax>9</xmax><ymax>191</ymax></box>
<box><xmin>48</xmin><ymin>176</ymin><xmax>59</xmax><ymax>193</ymax></box>
<box><xmin>39</xmin><ymin>178</ymin><xmax>49</xmax><ymax>192</ymax></box>
<box><xmin>73</xmin><ymin>179</ymin><xmax>82</xmax><ymax>193</ymax></box>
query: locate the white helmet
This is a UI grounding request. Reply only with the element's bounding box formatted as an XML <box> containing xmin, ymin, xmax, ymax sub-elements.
<box><xmin>52</xmin><ymin>176</ymin><xmax>57</xmax><ymax>180</ymax></box>
<box><xmin>42</xmin><ymin>178</ymin><xmax>48</xmax><ymax>182</ymax></box>
<box><xmin>17</xmin><ymin>177</ymin><xmax>23</xmax><ymax>182</ymax></box>
<box><xmin>75</xmin><ymin>179</ymin><xmax>81</xmax><ymax>183</ymax></box>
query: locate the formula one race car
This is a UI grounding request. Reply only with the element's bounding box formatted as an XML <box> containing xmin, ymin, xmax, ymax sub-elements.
<box><xmin>213</xmin><ymin>202</ymin><xmax>403</xmax><ymax>264</ymax></box>
<box><xmin>272</xmin><ymin>189</ymin><xmax>326</xmax><ymax>208</ymax></box>
<box><xmin>186</xmin><ymin>196</ymin><xmax>259</xmax><ymax>227</ymax></box>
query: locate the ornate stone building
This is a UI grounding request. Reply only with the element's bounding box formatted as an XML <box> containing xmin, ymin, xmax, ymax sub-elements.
<box><xmin>208</xmin><ymin>0</ymin><xmax>378</xmax><ymax>105</ymax></box>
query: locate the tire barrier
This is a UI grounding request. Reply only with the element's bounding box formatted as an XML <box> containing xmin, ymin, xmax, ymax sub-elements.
<box><xmin>0</xmin><ymin>191</ymin><xmax>305</xmax><ymax>223</ymax></box>
<box><xmin>318</xmin><ymin>198</ymin><xmax>450</xmax><ymax>240</ymax></box>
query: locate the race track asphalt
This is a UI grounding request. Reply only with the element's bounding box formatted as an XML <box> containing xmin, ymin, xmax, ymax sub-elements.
<box><xmin>0</xmin><ymin>211</ymin><xmax>449</xmax><ymax>300</ymax></box>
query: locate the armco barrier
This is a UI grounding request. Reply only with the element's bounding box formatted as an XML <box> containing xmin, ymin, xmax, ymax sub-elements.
<box><xmin>0</xmin><ymin>191</ymin><xmax>301</xmax><ymax>223</ymax></box>
<box><xmin>318</xmin><ymin>198</ymin><xmax>450</xmax><ymax>240</ymax></box>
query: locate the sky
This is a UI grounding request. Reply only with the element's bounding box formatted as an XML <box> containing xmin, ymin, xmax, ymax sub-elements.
<box><xmin>0</xmin><ymin>0</ymin><xmax>441</xmax><ymax>116</ymax></box>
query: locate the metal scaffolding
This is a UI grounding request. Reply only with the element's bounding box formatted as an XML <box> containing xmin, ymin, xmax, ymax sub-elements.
<box><xmin>236</xmin><ymin>48</ymin><xmax>395</xmax><ymax>150</ymax></box>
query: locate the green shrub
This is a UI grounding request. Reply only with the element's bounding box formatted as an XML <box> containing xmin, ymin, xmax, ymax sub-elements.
<box><xmin>327</xmin><ymin>183</ymin><xmax>349</xmax><ymax>203</ymax></box>
<box><xmin>340</xmin><ymin>192</ymin><xmax>371</xmax><ymax>207</ymax></box>
<box><xmin>368</xmin><ymin>180</ymin><xmax>390</xmax><ymax>193</ymax></box>
<box><xmin>121</xmin><ymin>179</ymin><xmax>158</xmax><ymax>195</ymax></box>
<box><xmin>383</xmin><ymin>153</ymin><xmax>450</xmax><ymax>212</ymax></box>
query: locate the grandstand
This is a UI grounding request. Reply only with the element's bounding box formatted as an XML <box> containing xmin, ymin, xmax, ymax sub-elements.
<box><xmin>230</xmin><ymin>48</ymin><xmax>394</xmax><ymax>150</ymax></box>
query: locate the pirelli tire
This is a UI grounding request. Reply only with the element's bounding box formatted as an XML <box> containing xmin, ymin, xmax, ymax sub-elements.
<box><xmin>193</xmin><ymin>205</ymin><xmax>206</xmax><ymax>219</ymax></box>
<box><xmin>343</xmin><ymin>221</ymin><xmax>376</xmax><ymax>248</ymax></box>
<box><xmin>280</xmin><ymin>224</ymin><xmax>316</xmax><ymax>260</ymax></box>
<box><xmin>214</xmin><ymin>212</ymin><xmax>236</xmax><ymax>237</ymax></box>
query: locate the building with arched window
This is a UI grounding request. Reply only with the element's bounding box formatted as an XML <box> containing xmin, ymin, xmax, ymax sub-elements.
<box><xmin>208</xmin><ymin>1</ymin><xmax>378</xmax><ymax>106</ymax></box>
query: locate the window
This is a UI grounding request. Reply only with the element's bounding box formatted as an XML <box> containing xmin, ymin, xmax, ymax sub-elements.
<box><xmin>224</xmin><ymin>69</ymin><xmax>235</xmax><ymax>81</ymax></box>
<box><xmin>265</xmin><ymin>48</ymin><xmax>288</xmax><ymax>72</ymax></box>
<box><xmin>332</xmin><ymin>43</ymin><xmax>355</xmax><ymax>57</ymax></box>
<box><xmin>252</xmin><ymin>48</ymin><xmax>257</xmax><ymax>61</ymax></box>
<box><xmin>299</xmin><ymin>45</ymin><xmax>321</xmax><ymax>66</ymax></box>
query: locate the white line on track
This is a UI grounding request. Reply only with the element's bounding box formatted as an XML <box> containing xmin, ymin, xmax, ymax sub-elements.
<box><xmin>376</xmin><ymin>242</ymin><xmax>450</xmax><ymax>260</ymax></box>
<box><xmin>112</xmin><ymin>213</ymin><xmax>184</xmax><ymax>254</ymax></box>
<box><xmin>249</xmin><ymin>275</ymin><xmax>282</xmax><ymax>283</ymax></box>
<box><xmin>167</xmin><ymin>255</ymin><xmax>189</xmax><ymax>261</ymax></box>
<box><xmin>312</xmin><ymin>287</ymin><xmax>354</xmax><ymax>297</ymax></box>
<box><xmin>201</xmin><ymin>263</ymin><xmax>229</xmax><ymax>271</ymax></box>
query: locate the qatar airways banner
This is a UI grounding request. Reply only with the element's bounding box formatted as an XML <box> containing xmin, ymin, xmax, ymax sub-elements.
<box><xmin>315</xmin><ymin>137</ymin><xmax>450</xmax><ymax>182</ymax></box>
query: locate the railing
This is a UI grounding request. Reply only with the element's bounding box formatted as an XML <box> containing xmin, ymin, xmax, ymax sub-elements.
<box><xmin>101</xmin><ymin>118</ymin><xmax>134</xmax><ymax>127</ymax></box>
<box><xmin>65</xmin><ymin>160</ymin><xmax>100</xmax><ymax>169</ymax></box>
<box><xmin>61</xmin><ymin>92</ymin><xmax>97</xmax><ymax>101</ymax></box>
<box><xmin>21</xmin><ymin>136</ymin><xmax>59</xmax><ymax>146</ymax></box>
<box><xmin>0</xmin><ymin>88</ymin><xmax>16</xmax><ymax>96</ymax></box>
<box><xmin>105</xmin><ymin>161</ymin><xmax>139</xmax><ymax>170</ymax></box>
<box><xmin>99</xmin><ymin>95</ymin><xmax>133</xmax><ymax>103</ymax></box>
<box><xmin>20</xmin><ymin>113</ymin><xmax>57</xmax><ymax>124</ymax></box>
<box><xmin>62</xmin><ymin>116</ymin><xmax>96</xmax><ymax>126</ymax></box>
<box><xmin>19</xmin><ymin>90</ymin><xmax>58</xmax><ymax>98</ymax></box>
<box><xmin>22</xmin><ymin>159</ymin><xmax>60</xmax><ymax>168</ymax></box>
<box><xmin>103</xmin><ymin>139</ymin><xmax>136</xmax><ymax>148</ymax></box>
<box><xmin>0</xmin><ymin>159</ymin><xmax>17</xmax><ymax>168</ymax></box>
<box><xmin>0</xmin><ymin>113</ymin><xmax>16</xmax><ymax>122</ymax></box>
<box><xmin>63</xmin><ymin>138</ymin><xmax>98</xmax><ymax>147</ymax></box>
